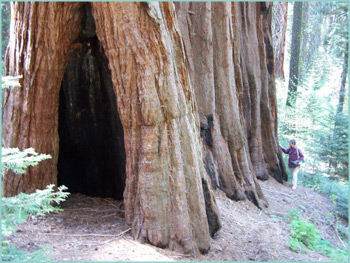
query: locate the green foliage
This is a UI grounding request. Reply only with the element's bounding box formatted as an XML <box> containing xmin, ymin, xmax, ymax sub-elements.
<box><xmin>336</xmin><ymin>223</ymin><xmax>349</xmax><ymax>242</ymax></box>
<box><xmin>288</xmin><ymin>209</ymin><xmax>348</xmax><ymax>261</ymax></box>
<box><xmin>2</xmin><ymin>184</ymin><xmax>69</xmax><ymax>236</ymax></box>
<box><xmin>2</xmin><ymin>244</ymin><xmax>53</xmax><ymax>262</ymax></box>
<box><xmin>289</xmin><ymin>209</ymin><xmax>321</xmax><ymax>250</ymax></box>
<box><xmin>316</xmin><ymin>240</ymin><xmax>348</xmax><ymax>262</ymax></box>
<box><xmin>297</xmin><ymin>2</ymin><xmax>348</xmax><ymax>81</ymax></box>
<box><xmin>277</xmin><ymin>10</ymin><xmax>348</xmax><ymax>214</ymax></box>
<box><xmin>280</xmin><ymin>1</ymin><xmax>348</xmax><ymax>180</ymax></box>
<box><xmin>297</xmin><ymin>171</ymin><xmax>348</xmax><ymax>220</ymax></box>
<box><xmin>1</xmin><ymin>147</ymin><xmax>51</xmax><ymax>175</ymax></box>
<box><xmin>1</xmin><ymin>184</ymin><xmax>70</xmax><ymax>262</ymax></box>
<box><xmin>1</xmin><ymin>135</ymin><xmax>69</xmax><ymax>262</ymax></box>
<box><xmin>318</xmin><ymin>2</ymin><xmax>348</xmax><ymax>59</ymax></box>
<box><xmin>328</xmin><ymin>112</ymin><xmax>349</xmax><ymax>177</ymax></box>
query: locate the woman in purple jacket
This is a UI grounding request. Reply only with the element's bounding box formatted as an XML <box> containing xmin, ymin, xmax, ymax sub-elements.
<box><xmin>280</xmin><ymin>139</ymin><xmax>304</xmax><ymax>189</ymax></box>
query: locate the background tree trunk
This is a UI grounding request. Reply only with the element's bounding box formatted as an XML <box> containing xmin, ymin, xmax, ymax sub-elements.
<box><xmin>299</xmin><ymin>1</ymin><xmax>310</xmax><ymax>82</ymax></box>
<box><xmin>330</xmin><ymin>41</ymin><xmax>349</xmax><ymax>171</ymax></box>
<box><xmin>286</xmin><ymin>2</ymin><xmax>303</xmax><ymax>107</ymax></box>
<box><xmin>334</xmin><ymin>41</ymin><xmax>349</xmax><ymax>120</ymax></box>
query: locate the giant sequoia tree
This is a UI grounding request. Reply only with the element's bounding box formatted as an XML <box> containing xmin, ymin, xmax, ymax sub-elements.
<box><xmin>175</xmin><ymin>2</ymin><xmax>287</xmax><ymax>195</ymax></box>
<box><xmin>2</xmin><ymin>2</ymin><xmax>286</xmax><ymax>254</ymax></box>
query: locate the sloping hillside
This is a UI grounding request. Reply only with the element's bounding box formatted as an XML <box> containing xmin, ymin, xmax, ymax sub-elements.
<box><xmin>8</xmin><ymin>177</ymin><xmax>347</xmax><ymax>261</ymax></box>
<box><xmin>193</xmin><ymin>178</ymin><xmax>347</xmax><ymax>261</ymax></box>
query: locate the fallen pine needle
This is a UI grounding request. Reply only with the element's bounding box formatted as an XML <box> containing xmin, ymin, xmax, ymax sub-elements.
<box><xmin>261</xmin><ymin>188</ymin><xmax>295</xmax><ymax>198</ymax></box>
<box><xmin>45</xmin><ymin>228</ymin><xmax>131</xmax><ymax>238</ymax></box>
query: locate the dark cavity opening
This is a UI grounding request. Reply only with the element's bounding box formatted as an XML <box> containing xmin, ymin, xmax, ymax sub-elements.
<box><xmin>58</xmin><ymin>5</ymin><xmax>125</xmax><ymax>199</ymax></box>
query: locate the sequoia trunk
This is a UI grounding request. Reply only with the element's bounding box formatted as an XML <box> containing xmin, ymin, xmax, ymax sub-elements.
<box><xmin>272</xmin><ymin>2</ymin><xmax>288</xmax><ymax>79</ymax></box>
<box><xmin>2</xmin><ymin>2</ymin><xmax>84</xmax><ymax>196</ymax></box>
<box><xmin>2</xmin><ymin>1</ymin><xmax>219</xmax><ymax>255</ymax></box>
<box><xmin>2</xmin><ymin>1</ymin><xmax>287</xmax><ymax>255</ymax></box>
<box><xmin>175</xmin><ymin>1</ymin><xmax>286</xmax><ymax>206</ymax></box>
<box><xmin>91</xmin><ymin>2</ymin><xmax>217</xmax><ymax>254</ymax></box>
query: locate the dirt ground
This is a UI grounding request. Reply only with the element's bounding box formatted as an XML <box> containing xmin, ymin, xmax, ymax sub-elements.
<box><xmin>7</xmin><ymin>177</ymin><xmax>348</xmax><ymax>261</ymax></box>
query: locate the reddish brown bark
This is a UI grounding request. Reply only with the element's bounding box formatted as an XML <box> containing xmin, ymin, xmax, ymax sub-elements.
<box><xmin>234</xmin><ymin>2</ymin><xmax>287</xmax><ymax>183</ymax></box>
<box><xmin>272</xmin><ymin>2</ymin><xmax>288</xmax><ymax>79</ymax></box>
<box><xmin>2</xmin><ymin>1</ymin><xmax>219</xmax><ymax>255</ymax></box>
<box><xmin>175</xmin><ymin>2</ymin><xmax>287</xmax><ymax>207</ymax></box>
<box><xmin>259</xmin><ymin>2</ymin><xmax>288</xmax><ymax>183</ymax></box>
<box><xmin>91</xmin><ymin>2</ymin><xmax>216</xmax><ymax>254</ymax></box>
<box><xmin>2</xmin><ymin>2</ymin><xmax>84</xmax><ymax>196</ymax></box>
<box><xmin>2</xmin><ymin>1</ymin><xmax>288</xmax><ymax>255</ymax></box>
<box><xmin>175</xmin><ymin>2</ymin><xmax>245</xmax><ymax>201</ymax></box>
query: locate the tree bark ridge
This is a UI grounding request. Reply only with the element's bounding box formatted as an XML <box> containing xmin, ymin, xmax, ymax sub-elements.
<box><xmin>91</xmin><ymin>2</ymin><xmax>215</xmax><ymax>254</ymax></box>
<box><xmin>2</xmin><ymin>2</ymin><xmax>83</xmax><ymax>196</ymax></box>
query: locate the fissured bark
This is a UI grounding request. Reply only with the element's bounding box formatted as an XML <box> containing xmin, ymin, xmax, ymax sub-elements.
<box><xmin>91</xmin><ymin>2</ymin><xmax>217</xmax><ymax>254</ymax></box>
<box><xmin>175</xmin><ymin>2</ymin><xmax>287</xmax><ymax>208</ymax></box>
<box><xmin>2</xmin><ymin>1</ymin><xmax>288</xmax><ymax>255</ymax></box>
<box><xmin>2</xmin><ymin>2</ymin><xmax>84</xmax><ymax>196</ymax></box>
<box><xmin>2</xmin><ymin>1</ymin><xmax>219</xmax><ymax>255</ymax></box>
<box><xmin>272</xmin><ymin>2</ymin><xmax>288</xmax><ymax>79</ymax></box>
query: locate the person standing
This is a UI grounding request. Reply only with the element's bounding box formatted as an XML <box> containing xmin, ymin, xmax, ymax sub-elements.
<box><xmin>280</xmin><ymin>139</ymin><xmax>304</xmax><ymax>189</ymax></box>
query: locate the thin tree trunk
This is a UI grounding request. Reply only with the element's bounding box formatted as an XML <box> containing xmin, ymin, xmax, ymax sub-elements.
<box><xmin>299</xmin><ymin>1</ymin><xmax>310</xmax><ymax>81</ymax></box>
<box><xmin>335</xmin><ymin>42</ymin><xmax>348</xmax><ymax>118</ymax></box>
<box><xmin>330</xmin><ymin>41</ymin><xmax>348</xmax><ymax>169</ymax></box>
<box><xmin>286</xmin><ymin>2</ymin><xmax>303</xmax><ymax>107</ymax></box>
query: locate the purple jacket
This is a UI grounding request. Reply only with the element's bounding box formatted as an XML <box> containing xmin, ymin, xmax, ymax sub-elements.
<box><xmin>280</xmin><ymin>146</ymin><xmax>304</xmax><ymax>168</ymax></box>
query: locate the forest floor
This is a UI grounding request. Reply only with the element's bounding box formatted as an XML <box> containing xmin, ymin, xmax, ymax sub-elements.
<box><xmin>8</xmin><ymin>177</ymin><xmax>348</xmax><ymax>262</ymax></box>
